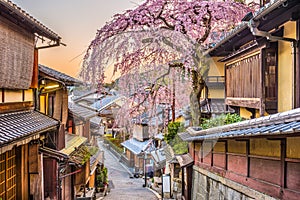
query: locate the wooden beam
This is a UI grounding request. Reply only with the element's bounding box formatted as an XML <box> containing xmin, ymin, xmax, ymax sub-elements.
<box><xmin>0</xmin><ymin>101</ymin><xmax>33</xmax><ymax>113</ymax></box>
<box><xmin>226</xmin><ymin>97</ymin><xmax>261</xmax><ymax>109</ymax></box>
<box><xmin>1</xmin><ymin>88</ymin><xmax>4</xmax><ymax>103</ymax></box>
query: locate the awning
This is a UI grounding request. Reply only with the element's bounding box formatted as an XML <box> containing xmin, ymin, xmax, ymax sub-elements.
<box><xmin>68</xmin><ymin>145</ymin><xmax>97</xmax><ymax>165</ymax></box>
<box><xmin>176</xmin><ymin>153</ymin><xmax>194</xmax><ymax>168</ymax></box>
<box><xmin>179</xmin><ymin>108</ymin><xmax>300</xmax><ymax>142</ymax></box>
<box><xmin>121</xmin><ymin>138</ymin><xmax>150</xmax><ymax>155</ymax></box>
<box><xmin>60</xmin><ymin>134</ymin><xmax>87</xmax><ymax>155</ymax></box>
<box><xmin>0</xmin><ymin>110</ymin><xmax>59</xmax><ymax>147</ymax></box>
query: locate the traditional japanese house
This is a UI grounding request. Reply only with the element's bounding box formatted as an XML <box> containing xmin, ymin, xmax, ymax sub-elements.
<box><xmin>66</xmin><ymin>102</ymin><xmax>101</xmax><ymax>199</ymax></box>
<box><xmin>37</xmin><ymin>64</ymin><xmax>82</xmax><ymax>200</ymax></box>
<box><xmin>201</xmin><ymin>57</ymin><xmax>235</xmax><ymax>118</ymax></box>
<box><xmin>207</xmin><ymin>0</ymin><xmax>300</xmax><ymax>118</ymax></box>
<box><xmin>179</xmin><ymin>0</ymin><xmax>300</xmax><ymax>199</ymax></box>
<box><xmin>180</xmin><ymin>108</ymin><xmax>300</xmax><ymax>200</ymax></box>
<box><xmin>0</xmin><ymin>0</ymin><xmax>63</xmax><ymax>199</ymax></box>
<box><xmin>91</xmin><ymin>94</ymin><xmax>126</xmax><ymax>136</ymax></box>
<box><xmin>121</xmin><ymin>135</ymin><xmax>151</xmax><ymax>175</ymax></box>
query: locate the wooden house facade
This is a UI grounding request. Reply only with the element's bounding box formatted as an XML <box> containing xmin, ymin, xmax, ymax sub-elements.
<box><xmin>0</xmin><ymin>0</ymin><xmax>63</xmax><ymax>199</ymax></box>
<box><xmin>66</xmin><ymin>102</ymin><xmax>101</xmax><ymax>199</ymax></box>
<box><xmin>37</xmin><ymin>65</ymin><xmax>84</xmax><ymax>200</ymax></box>
<box><xmin>180</xmin><ymin>108</ymin><xmax>300</xmax><ymax>200</ymax></box>
<box><xmin>180</xmin><ymin>0</ymin><xmax>300</xmax><ymax>200</ymax></box>
<box><xmin>207</xmin><ymin>0</ymin><xmax>300</xmax><ymax>118</ymax></box>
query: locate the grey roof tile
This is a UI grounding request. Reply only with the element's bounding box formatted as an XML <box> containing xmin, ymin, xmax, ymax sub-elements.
<box><xmin>39</xmin><ymin>65</ymin><xmax>82</xmax><ymax>86</ymax></box>
<box><xmin>121</xmin><ymin>138</ymin><xmax>150</xmax><ymax>155</ymax></box>
<box><xmin>0</xmin><ymin>0</ymin><xmax>60</xmax><ymax>41</ymax></box>
<box><xmin>0</xmin><ymin>110</ymin><xmax>58</xmax><ymax>146</ymax></box>
<box><xmin>68</xmin><ymin>103</ymin><xmax>98</xmax><ymax>120</ymax></box>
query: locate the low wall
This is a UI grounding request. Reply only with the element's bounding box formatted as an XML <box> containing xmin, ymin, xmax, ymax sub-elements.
<box><xmin>192</xmin><ymin>166</ymin><xmax>276</xmax><ymax>200</ymax></box>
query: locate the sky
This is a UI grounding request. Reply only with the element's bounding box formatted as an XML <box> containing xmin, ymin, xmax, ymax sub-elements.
<box><xmin>13</xmin><ymin>0</ymin><xmax>141</xmax><ymax>80</ymax></box>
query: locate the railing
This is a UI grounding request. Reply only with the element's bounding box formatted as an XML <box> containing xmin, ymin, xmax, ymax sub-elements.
<box><xmin>103</xmin><ymin>138</ymin><xmax>123</xmax><ymax>159</ymax></box>
<box><xmin>206</xmin><ymin>76</ymin><xmax>225</xmax><ymax>88</ymax></box>
<box><xmin>206</xmin><ymin>76</ymin><xmax>225</xmax><ymax>83</ymax></box>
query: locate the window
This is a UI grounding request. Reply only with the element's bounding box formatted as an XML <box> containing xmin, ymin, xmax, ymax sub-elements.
<box><xmin>264</xmin><ymin>48</ymin><xmax>277</xmax><ymax>100</ymax></box>
<box><xmin>0</xmin><ymin>148</ymin><xmax>16</xmax><ymax>200</ymax></box>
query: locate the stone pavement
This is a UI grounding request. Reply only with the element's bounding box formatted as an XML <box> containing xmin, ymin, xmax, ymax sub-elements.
<box><xmin>96</xmin><ymin>139</ymin><xmax>159</xmax><ymax>200</ymax></box>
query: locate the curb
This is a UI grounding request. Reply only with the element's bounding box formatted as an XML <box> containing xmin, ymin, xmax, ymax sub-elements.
<box><xmin>147</xmin><ymin>187</ymin><xmax>162</xmax><ymax>200</ymax></box>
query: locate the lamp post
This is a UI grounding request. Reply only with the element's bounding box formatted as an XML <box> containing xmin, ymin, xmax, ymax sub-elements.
<box><xmin>143</xmin><ymin>152</ymin><xmax>147</xmax><ymax>187</ymax></box>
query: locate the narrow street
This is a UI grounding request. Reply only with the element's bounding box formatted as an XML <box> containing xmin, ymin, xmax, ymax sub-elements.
<box><xmin>97</xmin><ymin>139</ymin><xmax>159</xmax><ymax>200</ymax></box>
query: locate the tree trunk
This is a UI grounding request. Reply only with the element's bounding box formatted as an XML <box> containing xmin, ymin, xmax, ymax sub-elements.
<box><xmin>190</xmin><ymin>70</ymin><xmax>207</xmax><ymax>126</ymax></box>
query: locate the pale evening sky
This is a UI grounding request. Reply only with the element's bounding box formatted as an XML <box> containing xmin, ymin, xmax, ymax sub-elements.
<box><xmin>13</xmin><ymin>0</ymin><xmax>141</xmax><ymax>80</ymax></box>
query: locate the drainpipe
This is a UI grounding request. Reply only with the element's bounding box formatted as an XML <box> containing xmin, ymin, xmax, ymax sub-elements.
<box><xmin>248</xmin><ymin>20</ymin><xmax>298</xmax><ymax>108</ymax></box>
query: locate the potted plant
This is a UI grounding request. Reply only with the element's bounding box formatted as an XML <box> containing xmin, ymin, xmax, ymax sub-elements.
<box><xmin>96</xmin><ymin>166</ymin><xmax>108</xmax><ymax>193</ymax></box>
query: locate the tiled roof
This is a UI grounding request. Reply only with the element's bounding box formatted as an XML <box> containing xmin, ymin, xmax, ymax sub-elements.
<box><xmin>164</xmin><ymin>144</ymin><xmax>178</xmax><ymax>164</ymax></box>
<box><xmin>150</xmin><ymin>148</ymin><xmax>166</xmax><ymax>168</ymax></box>
<box><xmin>155</xmin><ymin>133</ymin><xmax>164</xmax><ymax>140</ymax></box>
<box><xmin>60</xmin><ymin>134</ymin><xmax>87</xmax><ymax>155</ymax></box>
<box><xmin>92</xmin><ymin>95</ymin><xmax>123</xmax><ymax>112</ymax></box>
<box><xmin>121</xmin><ymin>138</ymin><xmax>150</xmax><ymax>155</ymax></box>
<box><xmin>179</xmin><ymin>108</ymin><xmax>300</xmax><ymax>142</ymax></box>
<box><xmin>39</xmin><ymin>65</ymin><xmax>82</xmax><ymax>86</ymax></box>
<box><xmin>176</xmin><ymin>153</ymin><xmax>194</xmax><ymax>167</ymax></box>
<box><xmin>90</xmin><ymin>116</ymin><xmax>102</xmax><ymax>127</ymax></box>
<box><xmin>90</xmin><ymin>148</ymin><xmax>104</xmax><ymax>174</ymax></box>
<box><xmin>0</xmin><ymin>110</ymin><xmax>58</xmax><ymax>146</ymax></box>
<box><xmin>68</xmin><ymin>102</ymin><xmax>98</xmax><ymax>120</ymax></box>
<box><xmin>0</xmin><ymin>0</ymin><xmax>60</xmax><ymax>41</ymax></box>
<box><xmin>90</xmin><ymin>148</ymin><xmax>103</xmax><ymax>166</ymax></box>
<box><xmin>206</xmin><ymin>0</ymin><xmax>296</xmax><ymax>57</ymax></box>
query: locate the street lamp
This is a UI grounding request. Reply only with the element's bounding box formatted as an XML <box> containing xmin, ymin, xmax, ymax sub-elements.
<box><xmin>143</xmin><ymin>151</ymin><xmax>147</xmax><ymax>187</ymax></box>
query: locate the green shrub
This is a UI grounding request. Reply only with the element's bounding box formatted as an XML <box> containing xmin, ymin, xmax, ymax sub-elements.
<box><xmin>164</xmin><ymin>122</ymin><xmax>184</xmax><ymax>144</ymax></box>
<box><xmin>201</xmin><ymin>113</ymin><xmax>243</xmax><ymax>130</ymax></box>
<box><xmin>170</xmin><ymin>135</ymin><xmax>188</xmax><ymax>154</ymax></box>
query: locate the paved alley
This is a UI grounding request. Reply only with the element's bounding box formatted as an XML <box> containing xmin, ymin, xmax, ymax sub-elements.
<box><xmin>97</xmin><ymin>139</ymin><xmax>158</xmax><ymax>200</ymax></box>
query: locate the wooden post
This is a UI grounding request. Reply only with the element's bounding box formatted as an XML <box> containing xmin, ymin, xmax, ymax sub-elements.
<box><xmin>295</xmin><ymin>20</ymin><xmax>300</xmax><ymax>108</ymax></box>
<box><xmin>280</xmin><ymin>139</ymin><xmax>287</xmax><ymax>189</ymax></box>
<box><xmin>260</xmin><ymin>49</ymin><xmax>266</xmax><ymax>116</ymax></box>
<box><xmin>29</xmin><ymin>142</ymin><xmax>42</xmax><ymax>199</ymax></box>
<box><xmin>246</xmin><ymin>140</ymin><xmax>250</xmax><ymax>177</ymax></box>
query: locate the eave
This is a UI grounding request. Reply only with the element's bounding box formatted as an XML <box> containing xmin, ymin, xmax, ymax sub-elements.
<box><xmin>0</xmin><ymin>0</ymin><xmax>61</xmax><ymax>43</ymax></box>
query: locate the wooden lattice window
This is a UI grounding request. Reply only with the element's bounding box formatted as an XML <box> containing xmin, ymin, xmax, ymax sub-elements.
<box><xmin>0</xmin><ymin>148</ymin><xmax>16</xmax><ymax>200</ymax></box>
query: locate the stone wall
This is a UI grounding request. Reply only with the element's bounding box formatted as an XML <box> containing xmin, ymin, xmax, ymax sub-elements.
<box><xmin>192</xmin><ymin>166</ymin><xmax>276</xmax><ymax>200</ymax></box>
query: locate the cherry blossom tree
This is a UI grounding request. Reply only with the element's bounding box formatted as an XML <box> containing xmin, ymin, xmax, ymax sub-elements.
<box><xmin>80</xmin><ymin>0</ymin><xmax>253</xmax><ymax>126</ymax></box>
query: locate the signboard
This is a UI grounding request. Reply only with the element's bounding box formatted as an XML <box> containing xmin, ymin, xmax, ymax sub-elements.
<box><xmin>162</xmin><ymin>175</ymin><xmax>171</xmax><ymax>193</ymax></box>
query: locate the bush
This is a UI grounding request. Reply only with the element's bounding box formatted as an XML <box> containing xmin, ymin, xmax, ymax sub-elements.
<box><xmin>164</xmin><ymin>122</ymin><xmax>184</xmax><ymax>144</ymax></box>
<box><xmin>201</xmin><ymin>113</ymin><xmax>243</xmax><ymax>130</ymax></box>
<box><xmin>169</xmin><ymin>135</ymin><xmax>188</xmax><ymax>154</ymax></box>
